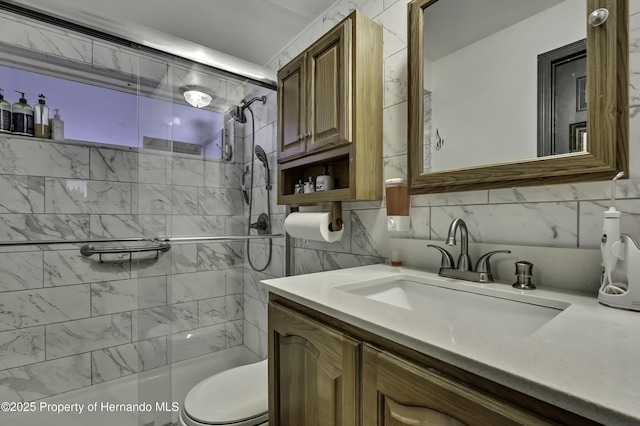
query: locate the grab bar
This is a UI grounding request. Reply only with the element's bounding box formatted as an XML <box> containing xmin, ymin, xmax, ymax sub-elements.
<box><xmin>158</xmin><ymin>234</ymin><xmax>284</xmax><ymax>243</ymax></box>
<box><xmin>80</xmin><ymin>242</ymin><xmax>171</xmax><ymax>262</ymax></box>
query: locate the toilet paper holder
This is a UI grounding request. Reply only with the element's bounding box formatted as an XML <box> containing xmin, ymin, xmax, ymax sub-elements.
<box><xmin>291</xmin><ymin>201</ymin><xmax>343</xmax><ymax>232</ymax></box>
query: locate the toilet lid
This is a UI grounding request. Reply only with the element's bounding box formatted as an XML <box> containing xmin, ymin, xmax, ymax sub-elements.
<box><xmin>184</xmin><ymin>359</ymin><xmax>268</xmax><ymax>424</ymax></box>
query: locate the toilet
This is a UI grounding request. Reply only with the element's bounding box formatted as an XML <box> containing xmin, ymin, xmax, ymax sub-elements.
<box><xmin>179</xmin><ymin>359</ymin><xmax>268</xmax><ymax>426</ymax></box>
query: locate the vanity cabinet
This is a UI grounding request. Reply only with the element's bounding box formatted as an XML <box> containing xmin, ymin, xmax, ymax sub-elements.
<box><xmin>268</xmin><ymin>296</ymin><xmax>600</xmax><ymax>426</ymax></box>
<box><xmin>268</xmin><ymin>302</ymin><xmax>360</xmax><ymax>425</ymax></box>
<box><xmin>277</xmin><ymin>10</ymin><xmax>382</xmax><ymax>205</ymax></box>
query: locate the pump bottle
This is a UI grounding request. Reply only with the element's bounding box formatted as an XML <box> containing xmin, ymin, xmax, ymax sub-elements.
<box><xmin>34</xmin><ymin>94</ymin><xmax>50</xmax><ymax>139</ymax></box>
<box><xmin>50</xmin><ymin>109</ymin><xmax>64</xmax><ymax>140</ymax></box>
<box><xmin>0</xmin><ymin>89</ymin><xmax>10</xmax><ymax>134</ymax></box>
<box><xmin>12</xmin><ymin>91</ymin><xmax>34</xmax><ymax>136</ymax></box>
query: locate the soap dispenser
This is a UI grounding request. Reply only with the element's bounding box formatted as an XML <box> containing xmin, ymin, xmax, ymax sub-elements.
<box><xmin>315</xmin><ymin>164</ymin><xmax>334</xmax><ymax>192</ymax></box>
<box><xmin>50</xmin><ymin>109</ymin><xmax>64</xmax><ymax>140</ymax></box>
<box><xmin>12</xmin><ymin>91</ymin><xmax>34</xmax><ymax>136</ymax></box>
<box><xmin>34</xmin><ymin>94</ymin><xmax>50</xmax><ymax>139</ymax></box>
<box><xmin>0</xmin><ymin>89</ymin><xmax>10</xmax><ymax>134</ymax></box>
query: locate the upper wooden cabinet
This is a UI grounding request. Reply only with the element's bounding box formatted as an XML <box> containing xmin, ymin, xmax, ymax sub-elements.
<box><xmin>277</xmin><ymin>10</ymin><xmax>382</xmax><ymax>205</ymax></box>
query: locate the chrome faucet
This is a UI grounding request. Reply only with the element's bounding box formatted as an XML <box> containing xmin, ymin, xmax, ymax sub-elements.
<box><xmin>428</xmin><ymin>218</ymin><xmax>511</xmax><ymax>283</ymax></box>
<box><xmin>446</xmin><ymin>218</ymin><xmax>472</xmax><ymax>271</ymax></box>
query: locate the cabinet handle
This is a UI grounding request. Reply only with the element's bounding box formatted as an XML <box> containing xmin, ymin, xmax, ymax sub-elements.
<box><xmin>305</xmin><ymin>131</ymin><xmax>311</xmax><ymax>139</ymax></box>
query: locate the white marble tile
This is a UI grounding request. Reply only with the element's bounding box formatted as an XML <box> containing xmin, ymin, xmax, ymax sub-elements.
<box><xmin>0</xmin><ymin>327</ymin><xmax>45</xmax><ymax>370</ymax></box>
<box><xmin>244</xmin><ymin>269</ymin><xmax>269</xmax><ymax>302</ymax></box>
<box><xmin>245</xmin><ymin>243</ymin><xmax>285</xmax><ymax>277</ymax></box>
<box><xmin>412</xmin><ymin>190</ymin><xmax>489</xmax><ymax>207</ymax></box>
<box><xmin>130</xmin><ymin>248</ymin><xmax>172</xmax><ymax>279</ymax></box>
<box><xmin>351</xmin><ymin>209</ymin><xmax>389</xmax><ymax>257</ymax></box>
<box><xmin>225</xmin><ymin>320</ymin><xmax>243</xmax><ymax>348</ymax></box>
<box><xmin>170</xmin><ymin>324</ymin><xmax>226</xmax><ymax>363</ymax></box>
<box><xmin>170</xmin><ymin>157</ymin><xmax>205</xmax><ymax>186</ymax></box>
<box><xmin>384</xmin><ymin>49</ymin><xmax>408</xmax><ymax>108</ymax></box>
<box><xmin>197</xmin><ymin>242</ymin><xmax>243</xmax><ymax>270</ymax></box>
<box><xmin>45</xmin><ymin>179</ymin><xmax>132</xmax><ymax>214</ymax></box>
<box><xmin>0</xmin><ymin>251</ymin><xmax>43</xmax><ymax>292</ymax></box>
<box><xmin>0</xmin><ymin>15</ymin><xmax>92</xmax><ymax>64</ymax></box>
<box><xmin>135</xmin><ymin>183</ymin><xmax>172</xmax><ymax>214</ymax></box>
<box><xmin>198</xmin><ymin>188</ymin><xmax>244</xmax><ymax>215</ymax></box>
<box><xmin>0</xmin><ymin>137</ymin><xmax>89</xmax><ymax>179</ymax></box>
<box><xmin>407</xmin><ymin>206</ymin><xmax>430</xmax><ymax>239</ymax></box>
<box><xmin>46</xmin><ymin>313</ymin><xmax>132</xmax><ymax>360</ymax></box>
<box><xmin>226</xmin><ymin>268</ymin><xmax>244</xmax><ymax>295</ymax></box>
<box><xmin>91</xmin><ymin>337</ymin><xmax>167</xmax><ymax>384</ymax></box>
<box><xmin>383</xmin><ymin>101</ymin><xmax>408</xmax><ymax>159</ymax></box>
<box><xmin>373</xmin><ymin>0</ymin><xmax>408</xmax><ymax>59</ymax></box>
<box><xmin>293</xmin><ymin>248</ymin><xmax>324</xmax><ymax>275</ymax></box>
<box><xmin>90</xmin><ymin>148</ymin><xmax>138</xmax><ymax>182</ymax></box>
<box><xmin>168</xmin><ymin>186</ymin><xmax>197</xmax><ymax>216</ymax></box>
<box><xmin>0</xmin><ymin>175</ymin><xmax>45</xmax><ymax>214</ymax></box>
<box><xmin>322</xmin><ymin>0</ymin><xmax>384</xmax><ymax>33</ymax></box>
<box><xmin>244</xmin><ymin>295</ymin><xmax>267</xmax><ymax>332</ymax></box>
<box><xmin>0</xmin><ymin>214</ymin><xmax>89</xmax><ymax>242</ymax></box>
<box><xmin>226</xmin><ymin>214</ymin><xmax>246</xmax><ymax>237</ymax></box>
<box><xmin>0</xmin><ymin>285</ymin><xmax>90</xmax><ymax>331</ymax></box>
<box><xmin>138</xmin><ymin>153</ymin><xmax>168</xmax><ymax>184</ymax></box>
<box><xmin>89</xmin><ymin>214</ymin><xmax>165</xmax><ymax>239</ymax></box>
<box><xmin>198</xmin><ymin>295</ymin><xmax>243</xmax><ymax>327</ymax></box>
<box><xmin>170</xmin><ymin>215</ymin><xmax>226</xmax><ymax>237</ymax></box>
<box><xmin>170</xmin><ymin>270</ymin><xmax>226</xmax><ymax>303</ymax></box>
<box><xmin>91</xmin><ymin>277</ymin><xmax>167</xmax><ymax>316</ymax></box>
<box><xmin>204</xmin><ymin>160</ymin><xmax>229</xmax><ymax>188</ymax></box>
<box><xmin>321</xmin><ymin>251</ymin><xmax>385</xmax><ymax>272</ymax></box>
<box><xmin>0</xmin><ymin>353</ymin><xmax>90</xmax><ymax>402</ymax></box>
<box><xmin>44</xmin><ymin>250</ymin><xmax>130</xmax><ymax>286</ymax></box>
<box><xmin>431</xmin><ymin>203</ymin><xmax>579</xmax><ymax>248</ymax></box>
<box><xmin>171</xmin><ymin>244</ymin><xmax>198</xmax><ymax>274</ymax></box>
<box><xmin>243</xmin><ymin>320</ymin><xmax>267</xmax><ymax>360</ymax></box>
<box><xmin>132</xmin><ymin>303</ymin><xmax>198</xmax><ymax>340</ymax></box>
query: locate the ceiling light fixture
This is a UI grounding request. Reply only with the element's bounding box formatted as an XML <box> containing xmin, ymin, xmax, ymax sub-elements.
<box><xmin>181</xmin><ymin>85</ymin><xmax>213</xmax><ymax>108</ymax></box>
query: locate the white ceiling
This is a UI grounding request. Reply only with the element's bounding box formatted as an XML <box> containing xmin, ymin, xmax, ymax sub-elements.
<box><xmin>6</xmin><ymin>0</ymin><xmax>337</xmax><ymax>66</ymax></box>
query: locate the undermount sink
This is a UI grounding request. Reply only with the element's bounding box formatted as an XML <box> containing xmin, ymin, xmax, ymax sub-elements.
<box><xmin>336</xmin><ymin>274</ymin><xmax>570</xmax><ymax>338</ymax></box>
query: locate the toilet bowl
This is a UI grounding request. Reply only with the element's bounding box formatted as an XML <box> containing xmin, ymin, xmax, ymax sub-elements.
<box><xmin>179</xmin><ymin>359</ymin><xmax>268</xmax><ymax>426</ymax></box>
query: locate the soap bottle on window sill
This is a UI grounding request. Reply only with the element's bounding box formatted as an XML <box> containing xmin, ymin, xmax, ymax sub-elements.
<box><xmin>50</xmin><ymin>109</ymin><xmax>64</xmax><ymax>140</ymax></box>
<box><xmin>0</xmin><ymin>89</ymin><xmax>10</xmax><ymax>134</ymax></box>
<box><xmin>34</xmin><ymin>94</ymin><xmax>50</xmax><ymax>139</ymax></box>
<box><xmin>11</xmin><ymin>91</ymin><xmax>33</xmax><ymax>136</ymax></box>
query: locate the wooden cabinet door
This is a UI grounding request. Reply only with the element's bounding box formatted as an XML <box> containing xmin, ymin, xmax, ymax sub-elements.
<box><xmin>306</xmin><ymin>18</ymin><xmax>352</xmax><ymax>154</ymax></box>
<box><xmin>268</xmin><ymin>303</ymin><xmax>360</xmax><ymax>426</ymax></box>
<box><xmin>362</xmin><ymin>345</ymin><xmax>552</xmax><ymax>426</ymax></box>
<box><xmin>277</xmin><ymin>55</ymin><xmax>307</xmax><ymax>162</ymax></box>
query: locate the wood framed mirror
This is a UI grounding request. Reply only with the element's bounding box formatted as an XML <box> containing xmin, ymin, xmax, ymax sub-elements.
<box><xmin>408</xmin><ymin>0</ymin><xmax>628</xmax><ymax>194</ymax></box>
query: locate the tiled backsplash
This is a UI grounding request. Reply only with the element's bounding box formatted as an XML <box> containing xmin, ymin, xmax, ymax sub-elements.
<box><xmin>267</xmin><ymin>0</ymin><xmax>640</xmax><ymax>296</ymax></box>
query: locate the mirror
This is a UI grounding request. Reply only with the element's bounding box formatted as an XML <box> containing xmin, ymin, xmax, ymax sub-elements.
<box><xmin>408</xmin><ymin>0</ymin><xmax>628</xmax><ymax>194</ymax></box>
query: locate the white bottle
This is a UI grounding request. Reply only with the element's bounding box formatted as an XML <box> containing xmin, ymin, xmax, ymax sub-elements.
<box><xmin>315</xmin><ymin>164</ymin><xmax>334</xmax><ymax>192</ymax></box>
<box><xmin>50</xmin><ymin>108</ymin><xmax>64</xmax><ymax>140</ymax></box>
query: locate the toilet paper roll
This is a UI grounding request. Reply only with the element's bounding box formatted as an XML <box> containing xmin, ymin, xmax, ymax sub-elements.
<box><xmin>284</xmin><ymin>212</ymin><xmax>344</xmax><ymax>242</ymax></box>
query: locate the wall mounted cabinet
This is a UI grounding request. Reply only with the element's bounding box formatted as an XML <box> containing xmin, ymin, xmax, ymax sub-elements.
<box><xmin>277</xmin><ymin>10</ymin><xmax>382</xmax><ymax>206</ymax></box>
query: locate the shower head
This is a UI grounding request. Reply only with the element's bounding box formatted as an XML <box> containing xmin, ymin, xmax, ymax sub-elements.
<box><xmin>231</xmin><ymin>96</ymin><xmax>267</xmax><ymax>123</ymax></box>
<box><xmin>255</xmin><ymin>145</ymin><xmax>271</xmax><ymax>187</ymax></box>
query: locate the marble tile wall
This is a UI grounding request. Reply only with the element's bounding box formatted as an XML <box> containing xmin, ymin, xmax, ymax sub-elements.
<box><xmin>0</xmin><ymin>136</ymin><xmax>246</xmax><ymax>402</ymax></box>
<box><xmin>263</xmin><ymin>0</ymin><xmax>640</xmax><ymax>308</ymax></box>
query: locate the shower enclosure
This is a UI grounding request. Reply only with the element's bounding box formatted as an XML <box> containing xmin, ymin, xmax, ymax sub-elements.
<box><xmin>0</xmin><ymin>6</ymin><xmax>281</xmax><ymax>426</ymax></box>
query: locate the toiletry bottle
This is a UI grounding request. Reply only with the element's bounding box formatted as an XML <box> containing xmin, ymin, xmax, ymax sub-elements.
<box><xmin>315</xmin><ymin>164</ymin><xmax>334</xmax><ymax>192</ymax></box>
<box><xmin>50</xmin><ymin>109</ymin><xmax>64</xmax><ymax>140</ymax></box>
<box><xmin>34</xmin><ymin>94</ymin><xmax>50</xmax><ymax>139</ymax></box>
<box><xmin>0</xmin><ymin>89</ymin><xmax>10</xmax><ymax>134</ymax></box>
<box><xmin>12</xmin><ymin>91</ymin><xmax>34</xmax><ymax>136</ymax></box>
<box><xmin>304</xmin><ymin>177</ymin><xmax>315</xmax><ymax>193</ymax></box>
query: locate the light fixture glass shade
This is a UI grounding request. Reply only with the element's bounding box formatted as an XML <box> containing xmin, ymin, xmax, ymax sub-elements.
<box><xmin>183</xmin><ymin>89</ymin><xmax>212</xmax><ymax>108</ymax></box>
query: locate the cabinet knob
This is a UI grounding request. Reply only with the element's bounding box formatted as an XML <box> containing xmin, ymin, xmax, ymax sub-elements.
<box><xmin>305</xmin><ymin>131</ymin><xmax>311</xmax><ymax>139</ymax></box>
<box><xmin>297</xmin><ymin>134</ymin><xmax>304</xmax><ymax>141</ymax></box>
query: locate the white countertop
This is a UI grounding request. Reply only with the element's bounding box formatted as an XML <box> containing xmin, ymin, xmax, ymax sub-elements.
<box><xmin>262</xmin><ymin>264</ymin><xmax>640</xmax><ymax>426</ymax></box>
